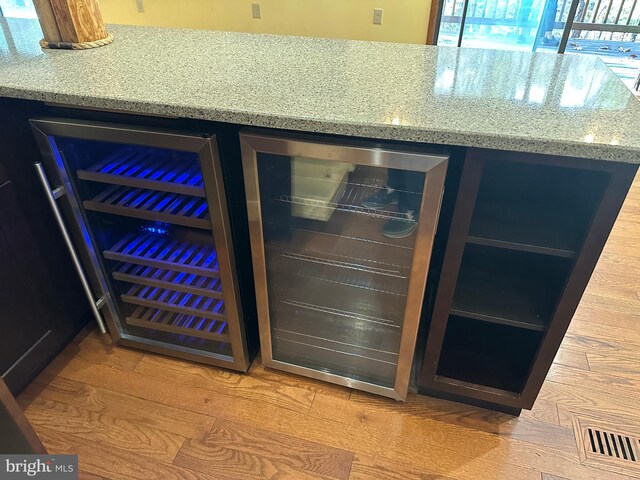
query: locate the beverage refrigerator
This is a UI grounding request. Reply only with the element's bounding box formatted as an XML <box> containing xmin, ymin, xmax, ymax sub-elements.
<box><xmin>240</xmin><ymin>131</ymin><xmax>449</xmax><ymax>400</ymax></box>
<box><xmin>30</xmin><ymin>118</ymin><xmax>255</xmax><ymax>371</ymax></box>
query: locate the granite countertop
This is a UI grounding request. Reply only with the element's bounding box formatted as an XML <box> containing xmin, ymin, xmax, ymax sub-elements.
<box><xmin>1</xmin><ymin>17</ymin><xmax>639</xmax><ymax>163</ymax></box>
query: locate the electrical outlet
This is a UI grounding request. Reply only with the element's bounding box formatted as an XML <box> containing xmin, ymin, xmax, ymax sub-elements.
<box><xmin>373</xmin><ymin>8</ymin><xmax>383</xmax><ymax>25</ymax></box>
<box><xmin>136</xmin><ymin>0</ymin><xmax>144</xmax><ymax>13</ymax></box>
<box><xmin>252</xmin><ymin>3</ymin><xmax>261</xmax><ymax>19</ymax></box>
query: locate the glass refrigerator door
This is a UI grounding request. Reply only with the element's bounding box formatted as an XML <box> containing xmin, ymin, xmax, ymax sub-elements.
<box><xmin>242</xmin><ymin>133</ymin><xmax>448</xmax><ymax>399</ymax></box>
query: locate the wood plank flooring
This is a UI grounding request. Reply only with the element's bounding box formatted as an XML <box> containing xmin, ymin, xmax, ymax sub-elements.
<box><xmin>18</xmin><ymin>172</ymin><xmax>640</xmax><ymax>479</ymax></box>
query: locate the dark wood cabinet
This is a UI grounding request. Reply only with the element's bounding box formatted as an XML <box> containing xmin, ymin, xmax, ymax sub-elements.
<box><xmin>0</xmin><ymin>178</ymin><xmax>89</xmax><ymax>394</ymax></box>
<box><xmin>0</xmin><ymin>98</ymin><xmax>91</xmax><ymax>395</ymax></box>
<box><xmin>0</xmin><ymin>378</ymin><xmax>45</xmax><ymax>454</ymax></box>
<box><xmin>0</xmin><ymin>181</ymin><xmax>56</xmax><ymax>383</ymax></box>
<box><xmin>419</xmin><ymin>148</ymin><xmax>638</xmax><ymax>414</ymax></box>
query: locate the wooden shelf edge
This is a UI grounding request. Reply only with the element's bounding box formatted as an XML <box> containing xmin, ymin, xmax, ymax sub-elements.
<box><xmin>103</xmin><ymin>251</ymin><xmax>220</xmax><ymax>279</ymax></box>
<box><xmin>449</xmin><ymin>308</ymin><xmax>548</xmax><ymax>332</ymax></box>
<box><xmin>432</xmin><ymin>374</ymin><xmax>522</xmax><ymax>400</ymax></box>
<box><xmin>466</xmin><ymin>235</ymin><xmax>577</xmax><ymax>259</ymax></box>
<box><xmin>125</xmin><ymin>315</ymin><xmax>230</xmax><ymax>343</ymax></box>
<box><xmin>121</xmin><ymin>294</ymin><xmax>227</xmax><ymax>321</ymax></box>
<box><xmin>83</xmin><ymin>200</ymin><xmax>212</xmax><ymax>231</ymax></box>
<box><xmin>77</xmin><ymin>170</ymin><xmax>206</xmax><ymax>197</ymax></box>
<box><xmin>112</xmin><ymin>271</ymin><xmax>223</xmax><ymax>299</ymax></box>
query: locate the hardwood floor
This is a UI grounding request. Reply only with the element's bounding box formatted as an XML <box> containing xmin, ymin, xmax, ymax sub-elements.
<box><xmin>18</xmin><ymin>172</ymin><xmax>640</xmax><ymax>480</ymax></box>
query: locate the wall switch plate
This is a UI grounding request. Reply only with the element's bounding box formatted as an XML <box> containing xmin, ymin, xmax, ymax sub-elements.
<box><xmin>252</xmin><ymin>3</ymin><xmax>261</xmax><ymax>18</ymax></box>
<box><xmin>373</xmin><ymin>8</ymin><xmax>383</xmax><ymax>25</ymax></box>
<box><xmin>135</xmin><ymin>0</ymin><xmax>144</xmax><ymax>13</ymax></box>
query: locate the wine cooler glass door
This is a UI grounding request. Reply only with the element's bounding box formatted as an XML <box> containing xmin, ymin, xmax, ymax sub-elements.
<box><xmin>30</xmin><ymin>119</ymin><xmax>249</xmax><ymax>371</ymax></box>
<box><xmin>241</xmin><ymin>133</ymin><xmax>448</xmax><ymax>400</ymax></box>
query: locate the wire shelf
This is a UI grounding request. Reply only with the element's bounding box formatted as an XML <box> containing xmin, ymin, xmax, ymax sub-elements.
<box><xmin>277</xmin><ymin>251</ymin><xmax>406</xmax><ymax>278</ymax></box>
<box><xmin>273</xmin><ymin>328</ymin><xmax>399</xmax><ymax>371</ymax></box>
<box><xmin>282</xmin><ymin>299</ymin><xmax>400</xmax><ymax>328</ymax></box>
<box><xmin>291</xmin><ymin>270</ymin><xmax>407</xmax><ymax>296</ymax></box>
<box><xmin>278</xmin><ymin>194</ymin><xmax>414</xmax><ymax>222</ymax></box>
<box><xmin>293</xmin><ymin>227</ymin><xmax>413</xmax><ymax>251</ymax></box>
<box><xmin>292</xmin><ymin>175</ymin><xmax>422</xmax><ymax>195</ymax></box>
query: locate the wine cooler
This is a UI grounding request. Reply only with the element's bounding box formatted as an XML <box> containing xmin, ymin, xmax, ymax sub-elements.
<box><xmin>240</xmin><ymin>131</ymin><xmax>449</xmax><ymax>400</ymax></box>
<box><xmin>30</xmin><ymin>118</ymin><xmax>254</xmax><ymax>371</ymax></box>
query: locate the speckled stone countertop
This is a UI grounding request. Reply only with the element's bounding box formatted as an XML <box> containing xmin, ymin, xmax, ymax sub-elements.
<box><xmin>1</xmin><ymin>18</ymin><xmax>640</xmax><ymax>163</ymax></box>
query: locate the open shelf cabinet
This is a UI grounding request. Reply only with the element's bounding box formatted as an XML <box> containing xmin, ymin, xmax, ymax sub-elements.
<box><xmin>452</xmin><ymin>244</ymin><xmax>572</xmax><ymax>331</ymax></box>
<box><xmin>467</xmin><ymin>159</ymin><xmax>610</xmax><ymax>258</ymax></box>
<box><xmin>436</xmin><ymin>315</ymin><xmax>543</xmax><ymax>394</ymax></box>
<box><xmin>419</xmin><ymin>148</ymin><xmax>637</xmax><ymax>413</ymax></box>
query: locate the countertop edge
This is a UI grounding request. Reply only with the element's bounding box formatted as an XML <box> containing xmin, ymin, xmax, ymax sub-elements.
<box><xmin>2</xmin><ymin>86</ymin><xmax>640</xmax><ymax>164</ymax></box>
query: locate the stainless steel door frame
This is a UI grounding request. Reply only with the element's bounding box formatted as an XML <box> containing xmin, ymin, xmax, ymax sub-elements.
<box><xmin>199</xmin><ymin>136</ymin><xmax>251</xmax><ymax>370</ymax></box>
<box><xmin>30</xmin><ymin>118</ymin><xmax>250</xmax><ymax>371</ymax></box>
<box><xmin>240</xmin><ymin>131</ymin><xmax>448</xmax><ymax>400</ymax></box>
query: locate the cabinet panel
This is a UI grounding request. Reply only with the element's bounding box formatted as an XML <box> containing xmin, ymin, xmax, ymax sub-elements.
<box><xmin>0</xmin><ymin>180</ymin><xmax>76</xmax><ymax>394</ymax></box>
<box><xmin>0</xmin><ymin>181</ymin><xmax>52</xmax><ymax>375</ymax></box>
<box><xmin>0</xmin><ymin>378</ymin><xmax>45</xmax><ymax>454</ymax></box>
<box><xmin>0</xmin><ymin>99</ymin><xmax>92</xmax><ymax>395</ymax></box>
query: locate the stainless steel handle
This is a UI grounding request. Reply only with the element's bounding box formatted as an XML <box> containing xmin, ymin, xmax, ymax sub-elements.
<box><xmin>34</xmin><ymin>162</ymin><xmax>107</xmax><ymax>334</ymax></box>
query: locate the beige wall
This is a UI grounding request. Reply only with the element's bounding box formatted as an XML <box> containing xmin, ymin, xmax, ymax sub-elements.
<box><xmin>100</xmin><ymin>0</ymin><xmax>431</xmax><ymax>44</ymax></box>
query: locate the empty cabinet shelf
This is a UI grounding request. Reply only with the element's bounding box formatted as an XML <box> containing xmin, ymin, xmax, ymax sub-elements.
<box><xmin>436</xmin><ymin>316</ymin><xmax>543</xmax><ymax>394</ymax></box>
<box><xmin>467</xmin><ymin>159</ymin><xmax>610</xmax><ymax>257</ymax></box>
<box><xmin>451</xmin><ymin>245</ymin><xmax>571</xmax><ymax>331</ymax></box>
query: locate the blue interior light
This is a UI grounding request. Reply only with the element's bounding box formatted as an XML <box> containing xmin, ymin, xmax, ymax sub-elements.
<box><xmin>141</xmin><ymin>222</ymin><xmax>170</xmax><ymax>235</ymax></box>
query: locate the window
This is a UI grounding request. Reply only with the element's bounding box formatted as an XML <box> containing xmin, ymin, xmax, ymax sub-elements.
<box><xmin>0</xmin><ymin>0</ymin><xmax>38</xmax><ymax>19</ymax></box>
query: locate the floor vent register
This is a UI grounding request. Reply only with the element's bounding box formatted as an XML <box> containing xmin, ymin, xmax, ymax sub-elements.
<box><xmin>572</xmin><ymin>413</ymin><xmax>640</xmax><ymax>478</ymax></box>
